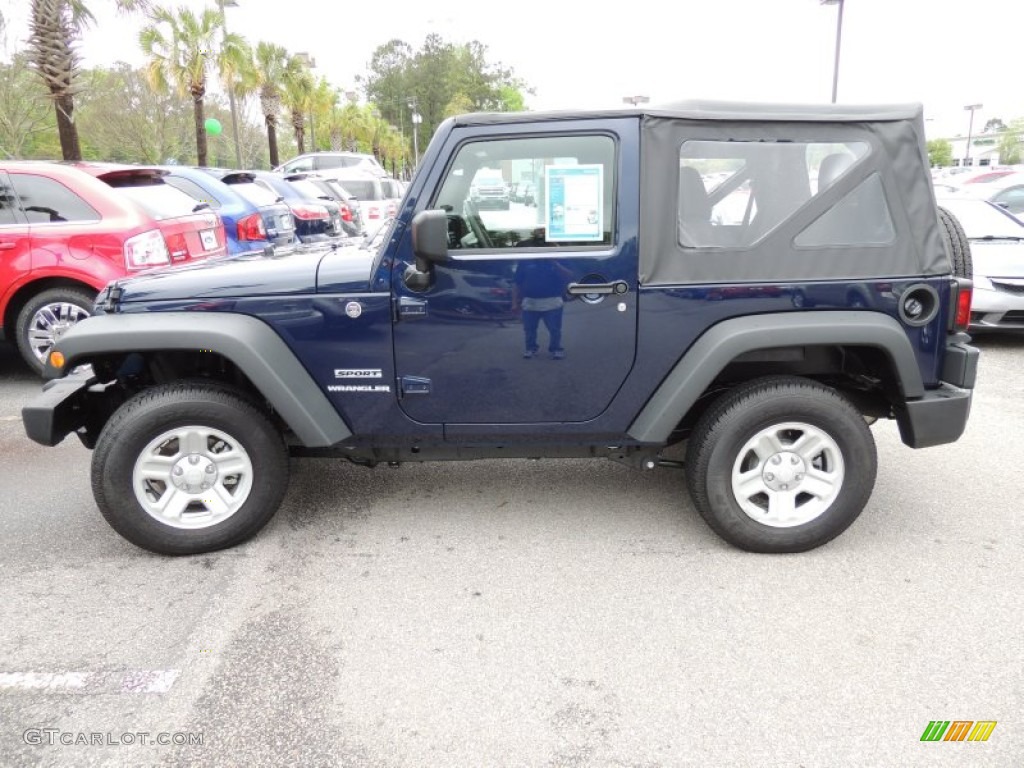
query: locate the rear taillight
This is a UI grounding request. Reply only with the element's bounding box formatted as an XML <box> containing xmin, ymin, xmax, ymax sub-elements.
<box><xmin>165</xmin><ymin>233</ymin><xmax>188</xmax><ymax>259</ymax></box>
<box><xmin>339</xmin><ymin>203</ymin><xmax>353</xmax><ymax>222</ymax></box>
<box><xmin>237</xmin><ymin>213</ymin><xmax>267</xmax><ymax>241</ymax></box>
<box><xmin>386</xmin><ymin>202</ymin><xmax>398</xmax><ymax>218</ymax></box>
<box><xmin>290</xmin><ymin>204</ymin><xmax>329</xmax><ymax>221</ymax></box>
<box><xmin>950</xmin><ymin>278</ymin><xmax>973</xmax><ymax>332</ymax></box>
<box><xmin>367</xmin><ymin>206</ymin><xmax>381</xmax><ymax>219</ymax></box>
<box><xmin>124</xmin><ymin>229</ymin><xmax>170</xmax><ymax>270</ymax></box>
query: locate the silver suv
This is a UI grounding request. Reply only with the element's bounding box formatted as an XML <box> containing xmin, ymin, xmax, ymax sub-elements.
<box><xmin>275</xmin><ymin>151</ymin><xmax>385</xmax><ymax>177</ymax></box>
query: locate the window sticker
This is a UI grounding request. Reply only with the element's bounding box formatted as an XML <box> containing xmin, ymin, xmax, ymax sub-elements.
<box><xmin>545</xmin><ymin>165</ymin><xmax>603</xmax><ymax>242</ymax></box>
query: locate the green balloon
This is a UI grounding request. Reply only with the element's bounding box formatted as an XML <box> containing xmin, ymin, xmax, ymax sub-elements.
<box><xmin>204</xmin><ymin>118</ymin><xmax>223</xmax><ymax>136</ymax></box>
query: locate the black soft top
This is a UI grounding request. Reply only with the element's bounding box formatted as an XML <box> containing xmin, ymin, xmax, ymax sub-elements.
<box><xmin>454</xmin><ymin>100</ymin><xmax>923</xmax><ymax>127</ymax></box>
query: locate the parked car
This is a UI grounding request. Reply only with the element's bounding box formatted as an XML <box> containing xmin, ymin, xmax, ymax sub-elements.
<box><xmin>160</xmin><ymin>166</ymin><xmax>296</xmax><ymax>254</ymax></box>
<box><xmin>937</xmin><ymin>195</ymin><xmax>1024</xmax><ymax>331</ymax></box>
<box><xmin>0</xmin><ymin>161</ymin><xmax>221</xmax><ymax>372</ymax></box>
<box><xmin>328</xmin><ymin>172</ymin><xmax>394</xmax><ymax>231</ymax></box>
<box><xmin>511</xmin><ymin>181</ymin><xmax>536</xmax><ymax>205</ymax></box>
<box><xmin>969</xmin><ymin>172</ymin><xmax>1024</xmax><ymax>216</ymax></box>
<box><xmin>71</xmin><ymin>163</ymin><xmax>227</xmax><ymax>262</ymax></box>
<box><xmin>318</xmin><ymin>178</ymin><xmax>367</xmax><ymax>235</ymax></box>
<box><xmin>275</xmin><ymin>151</ymin><xmax>385</xmax><ymax>177</ymax></box>
<box><xmin>280</xmin><ymin>172</ymin><xmax>363</xmax><ymax>238</ymax></box>
<box><xmin>213</xmin><ymin>170</ymin><xmax>347</xmax><ymax>244</ymax></box>
<box><xmin>469</xmin><ymin>169</ymin><xmax>510</xmax><ymax>209</ymax></box>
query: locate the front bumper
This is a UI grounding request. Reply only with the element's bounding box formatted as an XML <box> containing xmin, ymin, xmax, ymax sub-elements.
<box><xmin>969</xmin><ymin>283</ymin><xmax>1024</xmax><ymax>331</ymax></box>
<box><xmin>894</xmin><ymin>339</ymin><xmax>979</xmax><ymax>448</ymax></box>
<box><xmin>22</xmin><ymin>372</ymin><xmax>93</xmax><ymax>447</ymax></box>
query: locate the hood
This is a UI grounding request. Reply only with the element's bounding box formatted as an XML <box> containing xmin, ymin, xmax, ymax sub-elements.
<box><xmin>106</xmin><ymin>241</ymin><xmax>375</xmax><ymax>305</ymax></box>
<box><xmin>970</xmin><ymin>239</ymin><xmax>1024</xmax><ymax>280</ymax></box>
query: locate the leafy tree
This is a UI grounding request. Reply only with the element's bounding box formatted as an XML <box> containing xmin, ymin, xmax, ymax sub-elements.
<box><xmin>282</xmin><ymin>55</ymin><xmax>314</xmax><ymax>155</ymax></box>
<box><xmin>998</xmin><ymin>119</ymin><xmax>1023</xmax><ymax>165</ymax></box>
<box><xmin>927</xmin><ymin>138</ymin><xmax>953</xmax><ymax>168</ymax></box>
<box><xmin>27</xmin><ymin>0</ymin><xmax>147</xmax><ymax>161</ymax></box>
<box><xmin>984</xmin><ymin>118</ymin><xmax>1006</xmax><ymax>134</ymax></box>
<box><xmin>239</xmin><ymin>41</ymin><xmax>289</xmax><ymax>167</ymax></box>
<box><xmin>0</xmin><ymin>52</ymin><xmax>58</xmax><ymax>159</ymax></box>
<box><xmin>139</xmin><ymin>5</ymin><xmax>247</xmax><ymax>167</ymax></box>
<box><xmin>364</xmin><ymin>34</ymin><xmax>528</xmax><ymax>157</ymax></box>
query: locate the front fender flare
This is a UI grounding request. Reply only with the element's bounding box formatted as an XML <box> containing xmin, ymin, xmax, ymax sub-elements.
<box><xmin>627</xmin><ymin>311</ymin><xmax>925</xmax><ymax>444</ymax></box>
<box><xmin>47</xmin><ymin>312</ymin><xmax>352</xmax><ymax>447</ymax></box>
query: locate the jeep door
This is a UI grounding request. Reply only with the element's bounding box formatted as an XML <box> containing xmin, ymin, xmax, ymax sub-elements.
<box><xmin>391</xmin><ymin>120</ymin><xmax>639</xmax><ymax>426</ymax></box>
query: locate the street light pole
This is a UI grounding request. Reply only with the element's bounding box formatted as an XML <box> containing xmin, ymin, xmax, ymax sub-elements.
<box><xmin>821</xmin><ymin>0</ymin><xmax>844</xmax><ymax>103</ymax></box>
<box><xmin>408</xmin><ymin>98</ymin><xmax>421</xmax><ymax>168</ymax></box>
<box><xmin>217</xmin><ymin>0</ymin><xmax>242</xmax><ymax>168</ymax></box>
<box><xmin>964</xmin><ymin>103</ymin><xmax>983</xmax><ymax>167</ymax></box>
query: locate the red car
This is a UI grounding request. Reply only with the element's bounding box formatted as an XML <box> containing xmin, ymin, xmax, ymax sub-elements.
<box><xmin>0</xmin><ymin>162</ymin><xmax>225</xmax><ymax>372</ymax></box>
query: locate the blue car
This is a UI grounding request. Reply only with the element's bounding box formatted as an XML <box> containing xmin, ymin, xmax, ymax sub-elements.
<box><xmin>160</xmin><ymin>166</ymin><xmax>296</xmax><ymax>254</ymax></box>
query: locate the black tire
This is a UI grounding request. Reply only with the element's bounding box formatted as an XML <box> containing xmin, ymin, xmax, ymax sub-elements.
<box><xmin>91</xmin><ymin>383</ymin><xmax>289</xmax><ymax>555</ymax></box>
<box><xmin>15</xmin><ymin>286</ymin><xmax>96</xmax><ymax>374</ymax></box>
<box><xmin>938</xmin><ymin>206</ymin><xmax>973</xmax><ymax>279</ymax></box>
<box><xmin>685</xmin><ymin>376</ymin><xmax>877</xmax><ymax>553</ymax></box>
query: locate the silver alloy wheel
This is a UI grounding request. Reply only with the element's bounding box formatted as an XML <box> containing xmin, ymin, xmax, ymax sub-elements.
<box><xmin>132</xmin><ymin>425</ymin><xmax>254</xmax><ymax>529</ymax></box>
<box><xmin>730</xmin><ymin>421</ymin><xmax>845</xmax><ymax>528</ymax></box>
<box><xmin>26</xmin><ymin>302</ymin><xmax>91</xmax><ymax>362</ymax></box>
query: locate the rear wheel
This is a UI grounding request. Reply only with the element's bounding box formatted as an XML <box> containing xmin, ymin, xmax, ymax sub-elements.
<box><xmin>685</xmin><ymin>377</ymin><xmax>877</xmax><ymax>553</ymax></box>
<box><xmin>938</xmin><ymin>206</ymin><xmax>973</xmax><ymax>279</ymax></box>
<box><xmin>15</xmin><ymin>286</ymin><xmax>95</xmax><ymax>374</ymax></box>
<box><xmin>91</xmin><ymin>383</ymin><xmax>289</xmax><ymax>555</ymax></box>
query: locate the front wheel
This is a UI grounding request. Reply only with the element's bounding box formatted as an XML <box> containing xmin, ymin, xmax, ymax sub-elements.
<box><xmin>15</xmin><ymin>286</ymin><xmax>96</xmax><ymax>374</ymax></box>
<box><xmin>91</xmin><ymin>383</ymin><xmax>289</xmax><ymax>555</ymax></box>
<box><xmin>685</xmin><ymin>377</ymin><xmax>877</xmax><ymax>553</ymax></box>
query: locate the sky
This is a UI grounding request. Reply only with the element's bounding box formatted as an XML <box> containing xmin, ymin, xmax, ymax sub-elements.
<box><xmin>2</xmin><ymin>0</ymin><xmax>1022</xmax><ymax>140</ymax></box>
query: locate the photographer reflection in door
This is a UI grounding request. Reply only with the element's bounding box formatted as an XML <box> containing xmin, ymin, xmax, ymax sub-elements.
<box><xmin>512</xmin><ymin>233</ymin><xmax>573</xmax><ymax>359</ymax></box>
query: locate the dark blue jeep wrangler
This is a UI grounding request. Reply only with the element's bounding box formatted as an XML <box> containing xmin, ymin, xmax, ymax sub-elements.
<box><xmin>22</xmin><ymin>101</ymin><xmax>979</xmax><ymax>555</ymax></box>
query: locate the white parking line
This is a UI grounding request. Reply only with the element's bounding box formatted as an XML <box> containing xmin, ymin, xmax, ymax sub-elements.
<box><xmin>0</xmin><ymin>669</ymin><xmax>180</xmax><ymax>694</ymax></box>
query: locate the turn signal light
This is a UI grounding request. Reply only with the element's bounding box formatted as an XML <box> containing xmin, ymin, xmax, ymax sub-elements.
<box><xmin>49</xmin><ymin>351</ymin><xmax>65</xmax><ymax>369</ymax></box>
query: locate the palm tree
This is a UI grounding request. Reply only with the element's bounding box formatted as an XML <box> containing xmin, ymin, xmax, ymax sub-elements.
<box><xmin>27</xmin><ymin>0</ymin><xmax>147</xmax><ymax>161</ymax></box>
<box><xmin>239</xmin><ymin>42</ymin><xmax>289</xmax><ymax>168</ymax></box>
<box><xmin>139</xmin><ymin>5</ymin><xmax>246</xmax><ymax>167</ymax></box>
<box><xmin>281</xmin><ymin>55</ymin><xmax>314</xmax><ymax>155</ymax></box>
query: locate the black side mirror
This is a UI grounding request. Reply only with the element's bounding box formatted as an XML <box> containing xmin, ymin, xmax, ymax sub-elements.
<box><xmin>411</xmin><ymin>209</ymin><xmax>450</xmax><ymax>270</ymax></box>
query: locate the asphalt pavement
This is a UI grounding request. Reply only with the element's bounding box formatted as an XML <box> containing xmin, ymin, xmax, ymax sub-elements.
<box><xmin>0</xmin><ymin>337</ymin><xmax>1020</xmax><ymax>767</ymax></box>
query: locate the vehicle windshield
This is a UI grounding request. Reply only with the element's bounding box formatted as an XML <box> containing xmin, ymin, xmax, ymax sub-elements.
<box><xmin>229</xmin><ymin>182</ymin><xmax>280</xmax><ymax>207</ymax></box>
<box><xmin>338</xmin><ymin>179</ymin><xmax>382</xmax><ymax>200</ymax></box>
<box><xmin>939</xmin><ymin>198</ymin><xmax>1024</xmax><ymax>238</ymax></box>
<box><xmin>112</xmin><ymin>182</ymin><xmax>202</xmax><ymax>219</ymax></box>
<box><xmin>288</xmin><ymin>179</ymin><xmax>332</xmax><ymax>200</ymax></box>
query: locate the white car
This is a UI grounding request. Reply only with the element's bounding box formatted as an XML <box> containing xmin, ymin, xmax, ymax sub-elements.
<box><xmin>938</xmin><ymin>195</ymin><xmax>1024</xmax><ymax>331</ymax></box>
<box><xmin>274</xmin><ymin>151</ymin><xmax>386</xmax><ymax>178</ymax></box>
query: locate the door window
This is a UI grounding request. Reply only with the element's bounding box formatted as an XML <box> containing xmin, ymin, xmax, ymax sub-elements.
<box><xmin>433</xmin><ymin>134</ymin><xmax>616</xmax><ymax>250</ymax></box>
<box><xmin>0</xmin><ymin>174</ymin><xmax>21</xmax><ymax>226</ymax></box>
<box><xmin>10</xmin><ymin>174</ymin><xmax>101</xmax><ymax>224</ymax></box>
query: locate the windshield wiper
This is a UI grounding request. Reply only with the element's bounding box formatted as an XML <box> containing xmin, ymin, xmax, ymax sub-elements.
<box><xmin>192</xmin><ymin>202</ymin><xmax>211</xmax><ymax>212</ymax></box>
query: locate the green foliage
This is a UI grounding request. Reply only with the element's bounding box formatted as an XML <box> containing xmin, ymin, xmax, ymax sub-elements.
<box><xmin>363</xmin><ymin>34</ymin><xmax>529</xmax><ymax>156</ymax></box>
<box><xmin>0</xmin><ymin>53</ymin><xmax>59</xmax><ymax>159</ymax></box>
<box><xmin>984</xmin><ymin>118</ymin><xmax>1006</xmax><ymax>134</ymax></box>
<box><xmin>998</xmin><ymin>119</ymin><xmax>1023</xmax><ymax>165</ymax></box>
<box><xmin>927</xmin><ymin>138</ymin><xmax>953</xmax><ymax>168</ymax></box>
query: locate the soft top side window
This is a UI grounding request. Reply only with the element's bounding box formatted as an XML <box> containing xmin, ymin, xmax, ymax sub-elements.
<box><xmin>677</xmin><ymin>140</ymin><xmax>870</xmax><ymax>249</ymax></box>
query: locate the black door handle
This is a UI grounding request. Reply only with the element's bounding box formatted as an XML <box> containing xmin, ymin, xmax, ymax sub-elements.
<box><xmin>567</xmin><ymin>280</ymin><xmax>629</xmax><ymax>296</ymax></box>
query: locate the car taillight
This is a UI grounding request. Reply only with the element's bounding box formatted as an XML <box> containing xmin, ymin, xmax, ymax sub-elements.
<box><xmin>951</xmin><ymin>277</ymin><xmax>973</xmax><ymax>332</ymax></box>
<box><xmin>165</xmin><ymin>232</ymin><xmax>189</xmax><ymax>259</ymax></box>
<box><xmin>237</xmin><ymin>213</ymin><xmax>267</xmax><ymax>241</ymax></box>
<box><xmin>339</xmin><ymin>203</ymin><xmax>353</xmax><ymax>222</ymax></box>
<box><xmin>124</xmin><ymin>229</ymin><xmax>170</xmax><ymax>270</ymax></box>
<box><xmin>290</xmin><ymin>204</ymin><xmax>329</xmax><ymax>221</ymax></box>
<box><xmin>386</xmin><ymin>202</ymin><xmax>397</xmax><ymax>217</ymax></box>
<box><xmin>367</xmin><ymin>206</ymin><xmax>381</xmax><ymax>219</ymax></box>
